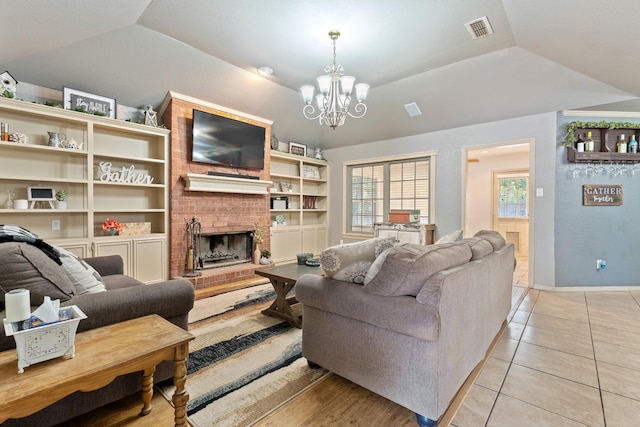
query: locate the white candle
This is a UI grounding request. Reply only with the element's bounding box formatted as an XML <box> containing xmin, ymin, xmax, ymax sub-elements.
<box><xmin>5</xmin><ymin>289</ymin><xmax>31</xmax><ymax>323</ymax></box>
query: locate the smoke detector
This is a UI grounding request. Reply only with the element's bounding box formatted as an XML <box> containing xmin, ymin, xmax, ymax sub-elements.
<box><xmin>465</xmin><ymin>16</ymin><xmax>494</xmax><ymax>39</ymax></box>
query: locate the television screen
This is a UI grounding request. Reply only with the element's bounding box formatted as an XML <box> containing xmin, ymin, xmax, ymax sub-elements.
<box><xmin>191</xmin><ymin>109</ymin><xmax>266</xmax><ymax>170</ymax></box>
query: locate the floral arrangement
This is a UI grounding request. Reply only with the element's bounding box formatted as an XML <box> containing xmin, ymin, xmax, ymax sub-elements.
<box><xmin>252</xmin><ymin>221</ymin><xmax>264</xmax><ymax>244</ymax></box>
<box><xmin>102</xmin><ymin>218</ymin><xmax>124</xmax><ymax>232</ymax></box>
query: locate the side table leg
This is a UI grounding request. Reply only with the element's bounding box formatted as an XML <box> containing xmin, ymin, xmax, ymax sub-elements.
<box><xmin>140</xmin><ymin>366</ymin><xmax>155</xmax><ymax>416</ymax></box>
<box><xmin>172</xmin><ymin>342</ymin><xmax>190</xmax><ymax>427</ymax></box>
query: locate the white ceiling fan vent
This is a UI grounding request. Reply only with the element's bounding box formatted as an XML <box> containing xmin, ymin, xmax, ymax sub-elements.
<box><xmin>465</xmin><ymin>16</ymin><xmax>494</xmax><ymax>39</ymax></box>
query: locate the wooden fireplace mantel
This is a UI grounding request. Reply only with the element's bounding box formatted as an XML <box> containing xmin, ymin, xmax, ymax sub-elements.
<box><xmin>181</xmin><ymin>173</ymin><xmax>272</xmax><ymax>195</ymax></box>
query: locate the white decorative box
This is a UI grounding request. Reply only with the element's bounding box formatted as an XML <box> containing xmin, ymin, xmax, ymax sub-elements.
<box><xmin>3</xmin><ymin>305</ymin><xmax>87</xmax><ymax>373</ymax></box>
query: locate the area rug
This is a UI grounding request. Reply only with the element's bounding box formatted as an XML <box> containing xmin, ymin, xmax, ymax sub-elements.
<box><xmin>159</xmin><ymin>283</ymin><xmax>328</xmax><ymax>427</ymax></box>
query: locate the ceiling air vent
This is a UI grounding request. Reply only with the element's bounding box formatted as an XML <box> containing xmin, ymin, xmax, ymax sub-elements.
<box><xmin>404</xmin><ymin>102</ymin><xmax>422</xmax><ymax>117</ymax></box>
<box><xmin>465</xmin><ymin>16</ymin><xmax>494</xmax><ymax>39</ymax></box>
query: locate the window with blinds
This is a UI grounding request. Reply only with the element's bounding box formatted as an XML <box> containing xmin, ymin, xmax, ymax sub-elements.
<box><xmin>347</xmin><ymin>157</ymin><xmax>431</xmax><ymax>234</ymax></box>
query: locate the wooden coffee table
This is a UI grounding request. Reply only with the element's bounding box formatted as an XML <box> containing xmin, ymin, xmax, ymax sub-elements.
<box><xmin>255</xmin><ymin>263</ymin><xmax>323</xmax><ymax>328</ymax></box>
<box><xmin>0</xmin><ymin>314</ymin><xmax>194</xmax><ymax>426</ymax></box>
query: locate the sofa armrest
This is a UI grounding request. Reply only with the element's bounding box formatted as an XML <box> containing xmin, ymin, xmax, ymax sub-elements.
<box><xmin>83</xmin><ymin>255</ymin><xmax>124</xmax><ymax>277</ymax></box>
<box><xmin>62</xmin><ymin>279</ymin><xmax>194</xmax><ymax>332</ymax></box>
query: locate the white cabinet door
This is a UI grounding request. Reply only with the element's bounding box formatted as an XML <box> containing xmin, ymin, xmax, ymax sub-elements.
<box><xmin>93</xmin><ymin>239</ymin><xmax>133</xmax><ymax>276</ymax></box>
<box><xmin>301</xmin><ymin>226</ymin><xmax>328</xmax><ymax>255</ymax></box>
<box><xmin>133</xmin><ymin>237</ymin><xmax>166</xmax><ymax>283</ymax></box>
<box><xmin>271</xmin><ymin>227</ymin><xmax>302</xmax><ymax>263</ymax></box>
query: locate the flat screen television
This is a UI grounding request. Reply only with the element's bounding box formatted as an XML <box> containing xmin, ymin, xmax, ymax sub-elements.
<box><xmin>191</xmin><ymin>109</ymin><xmax>266</xmax><ymax>170</ymax></box>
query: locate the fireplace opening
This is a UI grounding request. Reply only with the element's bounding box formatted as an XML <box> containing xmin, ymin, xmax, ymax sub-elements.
<box><xmin>197</xmin><ymin>231</ymin><xmax>253</xmax><ymax>270</ymax></box>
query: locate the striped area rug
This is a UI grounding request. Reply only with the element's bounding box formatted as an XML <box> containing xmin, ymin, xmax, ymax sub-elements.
<box><xmin>159</xmin><ymin>283</ymin><xmax>327</xmax><ymax>427</ymax></box>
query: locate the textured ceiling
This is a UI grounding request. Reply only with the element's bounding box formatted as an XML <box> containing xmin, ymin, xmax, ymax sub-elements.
<box><xmin>1</xmin><ymin>0</ymin><xmax>639</xmax><ymax>149</ymax></box>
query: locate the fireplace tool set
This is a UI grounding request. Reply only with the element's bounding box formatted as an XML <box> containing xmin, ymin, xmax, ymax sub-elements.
<box><xmin>184</xmin><ymin>216</ymin><xmax>202</xmax><ymax>277</ymax></box>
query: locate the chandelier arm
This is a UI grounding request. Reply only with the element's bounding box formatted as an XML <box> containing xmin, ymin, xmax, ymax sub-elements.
<box><xmin>302</xmin><ymin>104</ymin><xmax>323</xmax><ymax>121</ymax></box>
<box><xmin>347</xmin><ymin>102</ymin><xmax>367</xmax><ymax>119</ymax></box>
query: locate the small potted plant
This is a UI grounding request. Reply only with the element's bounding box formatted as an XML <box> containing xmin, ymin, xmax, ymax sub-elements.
<box><xmin>55</xmin><ymin>189</ymin><xmax>67</xmax><ymax>209</ymax></box>
<box><xmin>260</xmin><ymin>249</ymin><xmax>273</xmax><ymax>265</ymax></box>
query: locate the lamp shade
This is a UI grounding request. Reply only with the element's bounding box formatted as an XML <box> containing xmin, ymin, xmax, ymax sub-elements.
<box><xmin>300</xmin><ymin>85</ymin><xmax>315</xmax><ymax>104</ymax></box>
<box><xmin>317</xmin><ymin>75</ymin><xmax>331</xmax><ymax>95</ymax></box>
<box><xmin>355</xmin><ymin>83</ymin><xmax>369</xmax><ymax>103</ymax></box>
<box><xmin>340</xmin><ymin>76</ymin><xmax>355</xmax><ymax>95</ymax></box>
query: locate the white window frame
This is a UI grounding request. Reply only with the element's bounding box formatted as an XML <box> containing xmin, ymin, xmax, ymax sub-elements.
<box><xmin>342</xmin><ymin>151</ymin><xmax>437</xmax><ymax>239</ymax></box>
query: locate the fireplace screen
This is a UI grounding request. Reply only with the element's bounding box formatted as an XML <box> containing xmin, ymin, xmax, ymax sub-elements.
<box><xmin>197</xmin><ymin>231</ymin><xmax>253</xmax><ymax>269</ymax></box>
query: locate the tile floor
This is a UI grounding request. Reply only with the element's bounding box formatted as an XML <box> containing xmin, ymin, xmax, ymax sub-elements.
<box><xmin>452</xmin><ymin>286</ymin><xmax>640</xmax><ymax>426</ymax></box>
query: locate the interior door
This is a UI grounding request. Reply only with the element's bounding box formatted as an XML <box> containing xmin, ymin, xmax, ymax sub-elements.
<box><xmin>492</xmin><ymin>171</ymin><xmax>529</xmax><ymax>254</ymax></box>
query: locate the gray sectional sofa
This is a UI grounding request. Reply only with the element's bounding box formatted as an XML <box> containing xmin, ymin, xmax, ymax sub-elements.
<box><xmin>296</xmin><ymin>230</ymin><xmax>515</xmax><ymax>426</ymax></box>
<box><xmin>0</xmin><ymin>242</ymin><xmax>194</xmax><ymax>426</ymax></box>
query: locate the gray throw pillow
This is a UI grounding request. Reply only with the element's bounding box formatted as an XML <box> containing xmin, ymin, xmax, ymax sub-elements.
<box><xmin>364</xmin><ymin>243</ymin><xmax>472</xmax><ymax>297</ymax></box>
<box><xmin>474</xmin><ymin>230</ymin><xmax>506</xmax><ymax>250</ymax></box>
<box><xmin>0</xmin><ymin>242</ymin><xmax>76</xmax><ymax>307</ymax></box>
<box><xmin>459</xmin><ymin>237</ymin><xmax>494</xmax><ymax>260</ymax></box>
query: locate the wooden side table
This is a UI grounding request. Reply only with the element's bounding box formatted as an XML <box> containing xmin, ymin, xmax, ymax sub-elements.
<box><xmin>255</xmin><ymin>263</ymin><xmax>323</xmax><ymax>328</ymax></box>
<box><xmin>0</xmin><ymin>314</ymin><xmax>194</xmax><ymax>426</ymax></box>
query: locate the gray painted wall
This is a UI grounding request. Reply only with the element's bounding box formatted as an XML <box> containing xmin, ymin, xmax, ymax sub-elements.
<box><xmin>323</xmin><ymin>112</ymin><xmax>557</xmax><ymax>288</ymax></box>
<box><xmin>555</xmin><ymin>113</ymin><xmax>640</xmax><ymax>287</ymax></box>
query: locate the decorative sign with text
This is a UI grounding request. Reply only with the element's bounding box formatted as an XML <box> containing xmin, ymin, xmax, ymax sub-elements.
<box><xmin>98</xmin><ymin>162</ymin><xmax>154</xmax><ymax>185</ymax></box>
<box><xmin>583</xmin><ymin>184</ymin><xmax>622</xmax><ymax>206</ymax></box>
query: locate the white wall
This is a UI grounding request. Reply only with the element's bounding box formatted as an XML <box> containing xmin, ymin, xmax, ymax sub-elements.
<box><xmin>323</xmin><ymin>112</ymin><xmax>557</xmax><ymax>288</ymax></box>
<box><xmin>465</xmin><ymin>151</ymin><xmax>530</xmax><ymax>236</ymax></box>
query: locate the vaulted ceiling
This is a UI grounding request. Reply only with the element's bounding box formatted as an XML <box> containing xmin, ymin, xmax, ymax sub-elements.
<box><xmin>2</xmin><ymin>0</ymin><xmax>639</xmax><ymax>149</ymax></box>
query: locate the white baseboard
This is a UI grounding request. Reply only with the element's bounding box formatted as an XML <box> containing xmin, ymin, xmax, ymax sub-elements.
<box><xmin>532</xmin><ymin>284</ymin><xmax>640</xmax><ymax>292</ymax></box>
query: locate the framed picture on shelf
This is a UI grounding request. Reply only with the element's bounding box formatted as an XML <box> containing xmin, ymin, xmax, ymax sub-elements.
<box><xmin>302</xmin><ymin>165</ymin><xmax>321</xmax><ymax>179</ymax></box>
<box><xmin>63</xmin><ymin>87</ymin><xmax>117</xmax><ymax>119</ymax></box>
<box><xmin>288</xmin><ymin>141</ymin><xmax>307</xmax><ymax>157</ymax></box>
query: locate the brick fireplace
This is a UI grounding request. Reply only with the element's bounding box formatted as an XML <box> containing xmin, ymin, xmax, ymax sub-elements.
<box><xmin>161</xmin><ymin>93</ymin><xmax>272</xmax><ymax>290</ymax></box>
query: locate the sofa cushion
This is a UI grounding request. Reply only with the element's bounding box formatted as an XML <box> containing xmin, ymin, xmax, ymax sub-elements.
<box><xmin>55</xmin><ymin>246</ymin><xmax>107</xmax><ymax>295</ymax></box>
<box><xmin>364</xmin><ymin>243</ymin><xmax>472</xmax><ymax>297</ymax></box>
<box><xmin>0</xmin><ymin>242</ymin><xmax>76</xmax><ymax>307</ymax></box>
<box><xmin>474</xmin><ymin>230</ymin><xmax>506</xmax><ymax>250</ymax></box>
<box><xmin>459</xmin><ymin>237</ymin><xmax>494</xmax><ymax>260</ymax></box>
<box><xmin>435</xmin><ymin>229</ymin><xmax>463</xmax><ymax>244</ymax></box>
<box><xmin>320</xmin><ymin>237</ymin><xmax>396</xmax><ymax>284</ymax></box>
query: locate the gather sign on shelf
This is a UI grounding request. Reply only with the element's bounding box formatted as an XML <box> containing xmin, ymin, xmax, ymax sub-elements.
<box><xmin>97</xmin><ymin>162</ymin><xmax>154</xmax><ymax>184</ymax></box>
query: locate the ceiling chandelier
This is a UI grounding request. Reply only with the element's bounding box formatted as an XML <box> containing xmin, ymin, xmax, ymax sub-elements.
<box><xmin>300</xmin><ymin>31</ymin><xmax>369</xmax><ymax>129</ymax></box>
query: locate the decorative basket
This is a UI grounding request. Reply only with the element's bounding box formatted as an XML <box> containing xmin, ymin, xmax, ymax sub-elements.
<box><xmin>3</xmin><ymin>305</ymin><xmax>87</xmax><ymax>373</ymax></box>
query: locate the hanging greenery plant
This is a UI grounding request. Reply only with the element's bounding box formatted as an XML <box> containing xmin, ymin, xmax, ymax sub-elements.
<box><xmin>562</xmin><ymin>121</ymin><xmax>640</xmax><ymax>148</ymax></box>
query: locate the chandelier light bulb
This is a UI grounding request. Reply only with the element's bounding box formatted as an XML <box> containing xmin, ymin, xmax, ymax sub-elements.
<box><xmin>300</xmin><ymin>30</ymin><xmax>369</xmax><ymax>129</ymax></box>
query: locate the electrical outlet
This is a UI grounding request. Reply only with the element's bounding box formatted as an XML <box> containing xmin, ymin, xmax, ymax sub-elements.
<box><xmin>52</xmin><ymin>219</ymin><xmax>60</xmax><ymax>230</ymax></box>
<box><xmin>596</xmin><ymin>259</ymin><xmax>606</xmax><ymax>271</ymax></box>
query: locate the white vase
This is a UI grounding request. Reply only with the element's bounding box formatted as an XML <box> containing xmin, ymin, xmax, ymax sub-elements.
<box><xmin>54</xmin><ymin>200</ymin><xmax>67</xmax><ymax>209</ymax></box>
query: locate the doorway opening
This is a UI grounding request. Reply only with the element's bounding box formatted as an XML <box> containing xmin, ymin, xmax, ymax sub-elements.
<box><xmin>464</xmin><ymin>140</ymin><xmax>532</xmax><ymax>288</ymax></box>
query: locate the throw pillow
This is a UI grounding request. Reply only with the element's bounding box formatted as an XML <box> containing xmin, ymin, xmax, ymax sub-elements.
<box><xmin>435</xmin><ymin>229</ymin><xmax>463</xmax><ymax>244</ymax></box>
<box><xmin>363</xmin><ymin>246</ymin><xmax>394</xmax><ymax>285</ymax></box>
<box><xmin>55</xmin><ymin>246</ymin><xmax>107</xmax><ymax>295</ymax></box>
<box><xmin>0</xmin><ymin>242</ymin><xmax>76</xmax><ymax>307</ymax></box>
<box><xmin>364</xmin><ymin>243</ymin><xmax>472</xmax><ymax>297</ymax></box>
<box><xmin>459</xmin><ymin>237</ymin><xmax>494</xmax><ymax>260</ymax></box>
<box><xmin>474</xmin><ymin>230</ymin><xmax>506</xmax><ymax>250</ymax></box>
<box><xmin>320</xmin><ymin>237</ymin><xmax>396</xmax><ymax>284</ymax></box>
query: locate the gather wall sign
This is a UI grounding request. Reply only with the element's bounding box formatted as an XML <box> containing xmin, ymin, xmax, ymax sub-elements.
<box><xmin>582</xmin><ymin>184</ymin><xmax>622</xmax><ymax>206</ymax></box>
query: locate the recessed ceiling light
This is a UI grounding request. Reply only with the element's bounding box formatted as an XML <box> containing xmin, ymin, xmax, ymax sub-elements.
<box><xmin>257</xmin><ymin>66</ymin><xmax>273</xmax><ymax>76</ymax></box>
